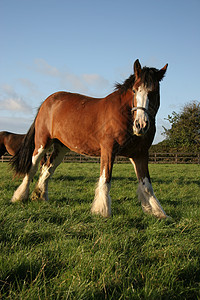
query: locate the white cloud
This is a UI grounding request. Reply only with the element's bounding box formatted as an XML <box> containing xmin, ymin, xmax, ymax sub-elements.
<box><xmin>34</xmin><ymin>58</ymin><xmax>61</xmax><ymax>77</ymax></box>
<box><xmin>0</xmin><ymin>116</ymin><xmax>31</xmax><ymax>133</ymax></box>
<box><xmin>62</xmin><ymin>72</ymin><xmax>88</xmax><ymax>94</ymax></box>
<box><xmin>82</xmin><ymin>74</ymin><xmax>109</xmax><ymax>89</ymax></box>
<box><xmin>0</xmin><ymin>97</ymin><xmax>32</xmax><ymax>113</ymax></box>
<box><xmin>1</xmin><ymin>84</ymin><xmax>16</xmax><ymax>96</ymax></box>
<box><xmin>0</xmin><ymin>84</ymin><xmax>32</xmax><ymax>114</ymax></box>
<box><xmin>34</xmin><ymin>58</ymin><xmax>110</xmax><ymax>96</ymax></box>
<box><xmin>18</xmin><ymin>78</ymin><xmax>41</xmax><ymax>97</ymax></box>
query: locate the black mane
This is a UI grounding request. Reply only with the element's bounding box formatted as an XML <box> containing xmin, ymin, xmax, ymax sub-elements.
<box><xmin>115</xmin><ymin>74</ymin><xmax>135</xmax><ymax>94</ymax></box>
<box><xmin>115</xmin><ymin>67</ymin><xmax>159</xmax><ymax>94</ymax></box>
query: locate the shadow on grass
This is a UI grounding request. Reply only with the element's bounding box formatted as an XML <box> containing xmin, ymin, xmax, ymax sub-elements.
<box><xmin>151</xmin><ymin>176</ymin><xmax>200</xmax><ymax>188</ymax></box>
<box><xmin>0</xmin><ymin>254</ymin><xmax>65</xmax><ymax>297</ymax></box>
<box><xmin>112</xmin><ymin>176</ymin><xmax>137</xmax><ymax>182</ymax></box>
<box><xmin>53</xmin><ymin>174</ymin><xmax>97</xmax><ymax>183</ymax></box>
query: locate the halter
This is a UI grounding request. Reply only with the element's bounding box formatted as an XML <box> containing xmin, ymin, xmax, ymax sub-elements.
<box><xmin>131</xmin><ymin>98</ymin><xmax>155</xmax><ymax>120</ymax></box>
<box><xmin>131</xmin><ymin>106</ymin><xmax>148</xmax><ymax>114</ymax></box>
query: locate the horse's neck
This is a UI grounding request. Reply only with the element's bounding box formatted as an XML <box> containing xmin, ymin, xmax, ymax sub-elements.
<box><xmin>105</xmin><ymin>90</ymin><xmax>133</xmax><ymax>108</ymax></box>
<box><xmin>120</xmin><ymin>89</ymin><xmax>133</xmax><ymax>109</ymax></box>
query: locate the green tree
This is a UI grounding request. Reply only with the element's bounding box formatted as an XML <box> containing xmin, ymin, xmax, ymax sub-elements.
<box><xmin>162</xmin><ymin>101</ymin><xmax>200</xmax><ymax>151</ymax></box>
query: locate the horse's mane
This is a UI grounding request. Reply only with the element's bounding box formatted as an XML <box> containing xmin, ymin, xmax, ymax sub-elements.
<box><xmin>115</xmin><ymin>74</ymin><xmax>135</xmax><ymax>94</ymax></box>
<box><xmin>115</xmin><ymin>67</ymin><xmax>160</xmax><ymax>94</ymax></box>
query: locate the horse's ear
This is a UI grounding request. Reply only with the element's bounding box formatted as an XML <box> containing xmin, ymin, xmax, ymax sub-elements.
<box><xmin>157</xmin><ymin>64</ymin><xmax>168</xmax><ymax>81</ymax></box>
<box><xmin>134</xmin><ymin>59</ymin><xmax>141</xmax><ymax>79</ymax></box>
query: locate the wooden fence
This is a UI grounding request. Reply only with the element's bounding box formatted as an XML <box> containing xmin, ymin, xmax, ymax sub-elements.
<box><xmin>1</xmin><ymin>152</ymin><xmax>200</xmax><ymax>164</ymax></box>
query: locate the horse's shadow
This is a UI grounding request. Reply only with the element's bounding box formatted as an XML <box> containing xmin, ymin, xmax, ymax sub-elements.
<box><xmin>53</xmin><ymin>174</ymin><xmax>97</xmax><ymax>184</ymax></box>
<box><xmin>153</xmin><ymin>177</ymin><xmax>200</xmax><ymax>188</ymax></box>
<box><xmin>54</xmin><ymin>175</ymin><xmax>86</xmax><ymax>182</ymax></box>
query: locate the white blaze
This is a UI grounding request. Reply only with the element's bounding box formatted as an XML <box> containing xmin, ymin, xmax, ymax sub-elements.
<box><xmin>135</xmin><ymin>85</ymin><xmax>149</xmax><ymax>120</ymax></box>
<box><xmin>136</xmin><ymin>86</ymin><xmax>149</xmax><ymax>108</ymax></box>
<box><xmin>133</xmin><ymin>84</ymin><xmax>150</xmax><ymax>136</ymax></box>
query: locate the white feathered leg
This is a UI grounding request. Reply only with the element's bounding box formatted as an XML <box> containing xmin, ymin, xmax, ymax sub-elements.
<box><xmin>91</xmin><ymin>168</ymin><xmax>111</xmax><ymax>217</ymax></box>
<box><xmin>31</xmin><ymin>143</ymin><xmax>67</xmax><ymax>201</ymax></box>
<box><xmin>11</xmin><ymin>146</ymin><xmax>45</xmax><ymax>202</ymax></box>
<box><xmin>130</xmin><ymin>158</ymin><xmax>167</xmax><ymax>219</ymax></box>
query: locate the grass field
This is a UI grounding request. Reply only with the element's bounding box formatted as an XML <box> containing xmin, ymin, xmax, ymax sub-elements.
<box><xmin>0</xmin><ymin>162</ymin><xmax>199</xmax><ymax>299</ymax></box>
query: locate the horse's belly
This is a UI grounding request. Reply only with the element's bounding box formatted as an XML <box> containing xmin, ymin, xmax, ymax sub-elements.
<box><xmin>54</xmin><ymin>128</ymin><xmax>101</xmax><ymax>157</ymax></box>
<box><xmin>68</xmin><ymin>141</ymin><xmax>101</xmax><ymax>157</ymax></box>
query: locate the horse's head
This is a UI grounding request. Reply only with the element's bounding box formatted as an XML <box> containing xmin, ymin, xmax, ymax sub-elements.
<box><xmin>132</xmin><ymin>59</ymin><xmax>168</xmax><ymax>136</ymax></box>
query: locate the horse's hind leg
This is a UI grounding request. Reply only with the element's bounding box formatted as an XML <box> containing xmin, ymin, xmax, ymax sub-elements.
<box><xmin>31</xmin><ymin>142</ymin><xmax>67</xmax><ymax>201</ymax></box>
<box><xmin>130</xmin><ymin>155</ymin><xmax>167</xmax><ymax>219</ymax></box>
<box><xmin>11</xmin><ymin>146</ymin><xmax>46</xmax><ymax>203</ymax></box>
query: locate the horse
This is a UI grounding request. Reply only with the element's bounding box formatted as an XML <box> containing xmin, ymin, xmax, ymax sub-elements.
<box><xmin>11</xmin><ymin>59</ymin><xmax>168</xmax><ymax>219</ymax></box>
<box><xmin>0</xmin><ymin>131</ymin><xmax>25</xmax><ymax>158</ymax></box>
<box><xmin>0</xmin><ymin>131</ymin><xmax>47</xmax><ymax>165</ymax></box>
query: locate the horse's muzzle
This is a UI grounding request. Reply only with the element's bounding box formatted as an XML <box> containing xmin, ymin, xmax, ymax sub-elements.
<box><xmin>131</xmin><ymin>106</ymin><xmax>150</xmax><ymax>136</ymax></box>
<box><xmin>133</xmin><ymin>118</ymin><xmax>150</xmax><ymax>136</ymax></box>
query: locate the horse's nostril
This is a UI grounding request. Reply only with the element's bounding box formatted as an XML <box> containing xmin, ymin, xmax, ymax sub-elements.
<box><xmin>144</xmin><ymin>121</ymin><xmax>149</xmax><ymax>131</ymax></box>
<box><xmin>135</xmin><ymin>120</ymin><xmax>140</xmax><ymax>129</ymax></box>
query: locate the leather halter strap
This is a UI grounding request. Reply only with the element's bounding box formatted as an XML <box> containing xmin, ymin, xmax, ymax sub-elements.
<box><xmin>131</xmin><ymin>92</ymin><xmax>157</xmax><ymax>120</ymax></box>
<box><xmin>131</xmin><ymin>106</ymin><xmax>148</xmax><ymax>113</ymax></box>
<box><xmin>131</xmin><ymin>105</ymin><xmax>155</xmax><ymax>120</ymax></box>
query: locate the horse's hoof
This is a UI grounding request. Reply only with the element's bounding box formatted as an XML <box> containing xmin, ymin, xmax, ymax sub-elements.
<box><xmin>31</xmin><ymin>188</ymin><xmax>47</xmax><ymax>201</ymax></box>
<box><xmin>11</xmin><ymin>197</ymin><xmax>21</xmax><ymax>203</ymax></box>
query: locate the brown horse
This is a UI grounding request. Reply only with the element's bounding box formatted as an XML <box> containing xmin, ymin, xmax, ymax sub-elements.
<box><xmin>0</xmin><ymin>131</ymin><xmax>25</xmax><ymax>158</ymax></box>
<box><xmin>11</xmin><ymin>59</ymin><xmax>168</xmax><ymax>219</ymax></box>
<box><xmin>0</xmin><ymin>131</ymin><xmax>47</xmax><ymax>166</ymax></box>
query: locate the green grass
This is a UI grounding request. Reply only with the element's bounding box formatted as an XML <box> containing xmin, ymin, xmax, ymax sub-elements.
<box><xmin>0</xmin><ymin>163</ymin><xmax>199</xmax><ymax>299</ymax></box>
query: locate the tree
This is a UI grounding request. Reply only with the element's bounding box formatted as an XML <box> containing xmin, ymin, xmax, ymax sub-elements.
<box><xmin>162</xmin><ymin>101</ymin><xmax>200</xmax><ymax>152</ymax></box>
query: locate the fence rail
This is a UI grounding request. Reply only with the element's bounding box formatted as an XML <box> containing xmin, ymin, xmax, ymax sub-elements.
<box><xmin>1</xmin><ymin>152</ymin><xmax>200</xmax><ymax>164</ymax></box>
<box><xmin>149</xmin><ymin>152</ymin><xmax>200</xmax><ymax>164</ymax></box>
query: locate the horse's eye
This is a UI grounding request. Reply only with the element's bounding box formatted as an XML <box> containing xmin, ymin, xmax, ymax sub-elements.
<box><xmin>133</xmin><ymin>89</ymin><xmax>136</xmax><ymax>94</ymax></box>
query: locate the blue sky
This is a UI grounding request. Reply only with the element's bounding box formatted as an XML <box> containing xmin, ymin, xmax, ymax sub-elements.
<box><xmin>1</xmin><ymin>0</ymin><xmax>200</xmax><ymax>144</ymax></box>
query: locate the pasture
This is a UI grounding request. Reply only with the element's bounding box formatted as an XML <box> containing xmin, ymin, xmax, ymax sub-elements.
<box><xmin>0</xmin><ymin>162</ymin><xmax>199</xmax><ymax>299</ymax></box>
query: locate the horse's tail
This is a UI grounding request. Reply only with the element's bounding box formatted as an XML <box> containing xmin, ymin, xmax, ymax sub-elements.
<box><xmin>11</xmin><ymin>122</ymin><xmax>35</xmax><ymax>176</ymax></box>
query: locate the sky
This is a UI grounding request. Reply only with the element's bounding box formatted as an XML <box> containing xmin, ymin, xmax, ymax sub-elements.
<box><xmin>1</xmin><ymin>0</ymin><xmax>200</xmax><ymax>144</ymax></box>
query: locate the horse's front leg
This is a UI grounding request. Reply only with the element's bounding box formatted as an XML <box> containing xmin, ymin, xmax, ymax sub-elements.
<box><xmin>91</xmin><ymin>147</ymin><xmax>115</xmax><ymax>217</ymax></box>
<box><xmin>130</xmin><ymin>155</ymin><xmax>167</xmax><ymax>219</ymax></box>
